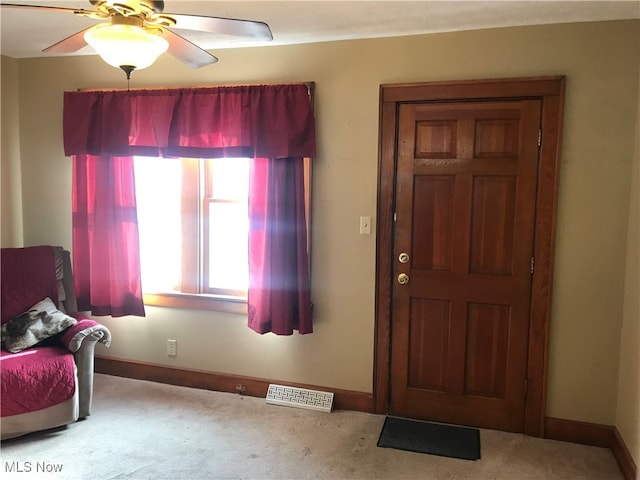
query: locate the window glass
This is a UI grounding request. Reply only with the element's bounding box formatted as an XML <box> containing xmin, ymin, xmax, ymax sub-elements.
<box><xmin>134</xmin><ymin>155</ymin><xmax>310</xmax><ymax>311</ymax></box>
<box><xmin>134</xmin><ymin>157</ymin><xmax>182</xmax><ymax>293</ymax></box>
<box><xmin>206</xmin><ymin>202</ymin><xmax>248</xmax><ymax>291</ymax></box>
<box><xmin>134</xmin><ymin>157</ymin><xmax>249</xmax><ymax>297</ymax></box>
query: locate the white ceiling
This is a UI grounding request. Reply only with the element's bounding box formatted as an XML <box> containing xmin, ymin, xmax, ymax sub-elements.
<box><xmin>1</xmin><ymin>0</ymin><xmax>639</xmax><ymax>59</ymax></box>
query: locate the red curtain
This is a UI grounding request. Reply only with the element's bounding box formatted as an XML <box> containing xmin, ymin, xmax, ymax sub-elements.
<box><xmin>73</xmin><ymin>154</ymin><xmax>145</xmax><ymax>317</ymax></box>
<box><xmin>64</xmin><ymin>85</ymin><xmax>315</xmax><ymax>159</ymax></box>
<box><xmin>64</xmin><ymin>85</ymin><xmax>315</xmax><ymax>333</ymax></box>
<box><xmin>249</xmin><ymin>157</ymin><xmax>312</xmax><ymax>334</ymax></box>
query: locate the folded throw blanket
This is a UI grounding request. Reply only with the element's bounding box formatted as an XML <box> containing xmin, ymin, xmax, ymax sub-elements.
<box><xmin>62</xmin><ymin>317</ymin><xmax>112</xmax><ymax>352</ymax></box>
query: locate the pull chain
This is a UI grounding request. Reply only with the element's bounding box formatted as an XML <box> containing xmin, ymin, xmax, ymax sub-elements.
<box><xmin>119</xmin><ymin>65</ymin><xmax>136</xmax><ymax>90</ymax></box>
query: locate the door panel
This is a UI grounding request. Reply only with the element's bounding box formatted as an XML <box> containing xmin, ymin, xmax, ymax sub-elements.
<box><xmin>389</xmin><ymin>99</ymin><xmax>541</xmax><ymax>432</ymax></box>
<box><xmin>411</xmin><ymin>176</ymin><xmax>455</xmax><ymax>271</ymax></box>
<box><xmin>469</xmin><ymin>175</ymin><xmax>517</xmax><ymax>275</ymax></box>
<box><xmin>464</xmin><ymin>302</ymin><xmax>510</xmax><ymax>398</ymax></box>
<box><xmin>408</xmin><ymin>298</ymin><xmax>451</xmax><ymax>391</ymax></box>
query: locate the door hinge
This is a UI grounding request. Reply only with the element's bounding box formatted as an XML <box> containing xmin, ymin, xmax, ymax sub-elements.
<box><xmin>530</xmin><ymin>256</ymin><xmax>535</xmax><ymax>274</ymax></box>
<box><xmin>394</xmin><ymin>212</ymin><xmax>397</xmax><ymax>223</ymax></box>
<box><xmin>524</xmin><ymin>378</ymin><xmax>528</xmax><ymax>397</ymax></box>
<box><xmin>538</xmin><ymin>129</ymin><xmax>542</xmax><ymax>147</ymax></box>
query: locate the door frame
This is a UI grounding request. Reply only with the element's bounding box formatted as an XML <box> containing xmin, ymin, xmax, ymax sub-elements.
<box><xmin>373</xmin><ymin>76</ymin><xmax>565</xmax><ymax>437</ymax></box>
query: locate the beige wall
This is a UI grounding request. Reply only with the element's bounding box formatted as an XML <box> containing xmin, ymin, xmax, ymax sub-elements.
<box><xmin>4</xmin><ymin>20</ymin><xmax>639</xmax><ymax>429</ymax></box>
<box><xmin>616</xmin><ymin>69</ymin><xmax>640</xmax><ymax>465</ymax></box>
<box><xmin>1</xmin><ymin>55</ymin><xmax>23</xmax><ymax>247</ymax></box>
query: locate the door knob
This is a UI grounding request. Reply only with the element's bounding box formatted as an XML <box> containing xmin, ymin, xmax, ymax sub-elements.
<box><xmin>397</xmin><ymin>273</ymin><xmax>409</xmax><ymax>285</ymax></box>
<box><xmin>398</xmin><ymin>252</ymin><xmax>410</xmax><ymax>264</ymax></box>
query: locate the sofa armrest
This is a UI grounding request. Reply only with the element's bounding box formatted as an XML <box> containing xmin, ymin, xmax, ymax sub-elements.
<box><xmin>60</xmin><ymin>318</ymin><xmax>112</xmax><ymax>353</ymax></box>
<box><xmin>60</xmin><ymin>317</ymin><xmax>111</xmax><ymax>418</ymax></box>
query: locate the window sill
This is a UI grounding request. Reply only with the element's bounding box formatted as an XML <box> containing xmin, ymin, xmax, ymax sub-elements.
<box><xmin>142</xmin><ymin>292</ymin><xmax>248</xmax><ymax>315</ymax></box>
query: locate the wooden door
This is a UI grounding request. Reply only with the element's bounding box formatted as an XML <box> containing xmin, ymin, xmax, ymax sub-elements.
<box><xmin>389</xmin><ymin>99</ymin><xmax>541</xmax><ymax>432</ymax></box>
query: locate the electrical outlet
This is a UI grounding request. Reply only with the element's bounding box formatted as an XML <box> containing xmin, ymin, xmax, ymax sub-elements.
<box><xmin>167</xmin><ymin>339</ymin><xmax>177</xmax><ymax>357</ymax></box>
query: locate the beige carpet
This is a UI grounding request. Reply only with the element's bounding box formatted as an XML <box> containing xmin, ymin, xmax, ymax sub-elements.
<box><xmin>0</xmin><ymin>374</ymin><xmax>624</xmax><ymax>480</ymax></box>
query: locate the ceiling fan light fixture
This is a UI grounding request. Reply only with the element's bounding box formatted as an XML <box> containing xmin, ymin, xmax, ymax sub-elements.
<box><xmin>84</xmin><ymin>23</ymin><xmax>168</xmax><ymax>71</ymax></box>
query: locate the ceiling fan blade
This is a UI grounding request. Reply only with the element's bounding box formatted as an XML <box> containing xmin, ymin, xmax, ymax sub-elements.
<box><xmin>0</xmin><ymin>3</ymin><xmax>96</xmax><ymax>15</ymax></box>
<box><xmin>42</xmin><ymin>27</ymin><xmax>91</xmax><ymax>53</ymax></box>
<box><xmin>159</xmin><ymin>28</ymin><xmax>218</xmax><ymax>69</ymax></box>
<box><xmin>165</xmin><ymin>13</ymin><xmax>273</xmax><ymax>41</ymax></box>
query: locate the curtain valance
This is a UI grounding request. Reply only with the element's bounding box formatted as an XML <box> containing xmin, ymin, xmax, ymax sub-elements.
<box><xmin>63</xmin><ymin>84</ymin><xmax>316</xmax><ymax>159</ymax></box>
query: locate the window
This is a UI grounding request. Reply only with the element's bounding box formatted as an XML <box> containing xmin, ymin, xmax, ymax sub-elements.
<box><xmin>66</xmin><ymin>84</ymin><xmax>315</xmax><ymax>330</ymax></box>
<box><xmin>134</xmin><ymin>157</ymin><xmax>251</xmax><ymax>313</ymax></box>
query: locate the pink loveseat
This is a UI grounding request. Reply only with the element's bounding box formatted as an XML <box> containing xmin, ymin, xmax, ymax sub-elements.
<box><xmin>1</xmin><ymin>246</ymin><xmax>111</xmax><ymax>440</ymax></box>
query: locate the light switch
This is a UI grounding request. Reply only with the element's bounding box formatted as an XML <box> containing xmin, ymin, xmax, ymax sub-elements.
<box><xmin>360</xmin><ymin>216</ymin><xmax>371</xmax><ymax>235</ymax></box>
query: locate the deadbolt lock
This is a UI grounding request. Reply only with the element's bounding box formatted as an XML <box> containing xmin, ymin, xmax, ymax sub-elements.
<box><xmin>398</xmin><ymin>252</ymin><xmax>410</xmax><ymax>264</ymax></box>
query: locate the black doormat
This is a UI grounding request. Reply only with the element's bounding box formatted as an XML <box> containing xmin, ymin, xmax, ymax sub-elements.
<box><xmin>377</xmin><ymin>416</ymin><xmax>481</xmax><ymax>460</ymax></box>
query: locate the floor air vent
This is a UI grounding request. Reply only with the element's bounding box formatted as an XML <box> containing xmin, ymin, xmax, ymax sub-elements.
<box><xmin>265</xmin><ymin>384</ymin><xmax>334</xmax><ymax>413</ymax></box>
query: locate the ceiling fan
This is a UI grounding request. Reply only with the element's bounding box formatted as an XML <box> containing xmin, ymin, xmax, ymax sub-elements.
<box><xmin>0</xmin><ymin>0</ymin><xmax>273</xmax><ymax>78</ymax></box>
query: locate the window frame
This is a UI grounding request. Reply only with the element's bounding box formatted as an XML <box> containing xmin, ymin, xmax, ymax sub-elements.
<box><xmin>142</xmin><ymin>291</ymin><xmax>248</xmax><ymax>314</ymax></box>
<box><xmin>201</xmin><ymin>158</ymin><xmax>250</xmax><ymax>298</ymax></box>
<box><xmin>139</xmin><ymin>157</ymin><xmax>313</xmax><ymax>314</ymax></box>
<box><xmin>140</xmin><ymin>157</ymin><xmax>248</xmax><ymax>313</ymax></box>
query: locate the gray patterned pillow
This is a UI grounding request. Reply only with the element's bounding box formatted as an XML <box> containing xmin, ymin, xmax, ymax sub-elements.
<box><xmin>1</xmin><ymin>297</ymin><xmax>77</xmax><ymax>353</ymax></box>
